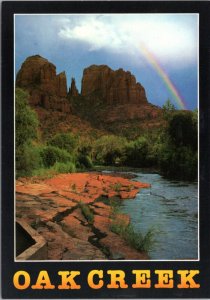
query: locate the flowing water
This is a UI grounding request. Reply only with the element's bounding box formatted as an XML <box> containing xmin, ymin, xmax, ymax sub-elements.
<box><xmin>105</xmin><ymin>170</ymin><xmax>198</xmax><ymax>260</ymax></box>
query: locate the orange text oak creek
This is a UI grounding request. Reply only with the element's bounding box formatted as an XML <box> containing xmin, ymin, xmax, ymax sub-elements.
<box><xmin>13</xmin><ymin>270</ymin><xmax>200</xmax><ymax>290</ymax></box>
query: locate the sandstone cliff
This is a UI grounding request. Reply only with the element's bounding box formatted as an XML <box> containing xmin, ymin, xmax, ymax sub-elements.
<box><xmin>16</xmin><ymin>55</ymin><xmax>163</xmax><ymax>138</ymax></box>
<box><xmin>16</xmin><ymin>55</ymin><xmax>71</xmax><ymax>113</ymax></box>
<box><xmin>81</xmin><ymin>65</ymin><xmax>147</xmax><ymax>105</ymax></box>
<box><xmin>69</xmin><ymin>64</ymin><xmax>162</xmax><ymax>134</ymax></box>
<box><xmin>68</xmin><ymin>78</ymin><xmax>79</xmax><ymax>97</ymax></box>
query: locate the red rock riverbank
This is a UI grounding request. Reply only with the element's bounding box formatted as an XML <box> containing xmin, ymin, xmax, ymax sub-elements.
<box><xmin>16</xmin><ymin>172</ymin><xmax>150</xmax><ymax>260</ymax></box>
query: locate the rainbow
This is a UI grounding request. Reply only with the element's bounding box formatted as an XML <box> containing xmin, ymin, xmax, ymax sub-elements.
<box><xmin>140</xmin><ymin>44</ymin><xmax>187</xmax><ymax>110</ymax></box>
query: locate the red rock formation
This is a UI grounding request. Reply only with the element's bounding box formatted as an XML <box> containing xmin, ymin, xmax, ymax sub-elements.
<box><xmin>16</xmin><ymin>56</ymin><xmax>163</xmax><ymax>136</ymax></box>
<box><xmin>68</xmin><ymin>78</ymin><xmax>79</xmax><ymax>97</ymax></box>
<box><xmin>56</xmin><ymin>72</ymin><xmax>68</xmax><ymax>98</ymax></box>
<box><xmin>81</xmin><ymin>65</ymin><xmax>147</xmax><ymax>105</ymax></box>
<box><xmin>16</xmin><ymin>55</ymin><xmax>70</xmax><ymax>113</ymax></box>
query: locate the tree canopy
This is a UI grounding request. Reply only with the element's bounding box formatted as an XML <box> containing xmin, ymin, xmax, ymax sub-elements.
<box><xmin>16</xmin><ymin>88</ymin><xmax>38</xmax><ymax>147</ymax></box>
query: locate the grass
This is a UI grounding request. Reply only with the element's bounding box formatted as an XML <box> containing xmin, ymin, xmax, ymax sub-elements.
<box><xmin>32</xmin><ymin>167</ymin><xmax>57</xmax><ymax>179</ymax></box>
<box><xmin>110</xmin><ymin>221</ymin><xmax>154</xmax><ymax>253</ymax></box>
<box><xmin>110</xmin><ymin>182</ymin><xmax>122</xmax><ymax>193</ymax></box>
<box><xmin>108</xmin><ymin>198</ymin><xmax>154</xmax><ymax>253</ymax></box>
<box><xmin>30</xmin><ymin>161</ymin><xmax>77</xmax><ymax>180</ymax></box>
<box><xmin>109</xmin><ymin>198</ymin><xmax>121</xmax><ymax>218</ymax></box>
<box><xmin>53</xmin><ymin>161</ymin><xmax>76</xmax><ymax>174</ymax></box>
<box><xmin>79</xmin><ymin>202</ymin><xmax>94</xmax><ymax>225</ymax></box>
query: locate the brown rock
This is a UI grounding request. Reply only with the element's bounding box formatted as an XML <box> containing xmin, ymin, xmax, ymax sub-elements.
<box><xmin>16</xmin><ymin>173</ymin><xmax>150</xmax><ymax>260</ymax></box>
<box><xmin>69</xmin><ymin>78</ymin><xmax>79</xmax><ymax>97</ymax></box>
<box><xmin>81</xmin><ymin>65</ymin><xmax>147</xmax><ymax>105</ymax></box>
<box><xmin>56</xmin><ymin>72</ymin><xmax>68</xmax><ymax>97</ymax></box>
<box><xmin>16</xmin><ymin>55</ymin><xmax>57</xmax><ymax>95</ymax></box>
<box><xmin>16</xmin><ymin>55</ymin><xmax>70</xmax><ymax>113</ymax></box>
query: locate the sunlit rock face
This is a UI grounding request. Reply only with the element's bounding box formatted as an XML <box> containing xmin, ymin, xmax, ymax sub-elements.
<box><xmin>81</xmin><ymin>65</ymin><xmax>148</xmax><ymax>105</ymax></box>
<box><xmin>16</xmin><ymin>55</ymin><xmax>71</xmax><ymax>113</ymax></box>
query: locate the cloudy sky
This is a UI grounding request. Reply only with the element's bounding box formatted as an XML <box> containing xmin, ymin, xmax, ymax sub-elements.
<box><xmin>15</xmin><ymin>14</ymin><xmax>198</xmax><ymax>110</ymax></box>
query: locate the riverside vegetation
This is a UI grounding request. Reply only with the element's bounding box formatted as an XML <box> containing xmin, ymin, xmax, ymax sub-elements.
<box><xmin>16</xmin><ymin>88</ymin><xmax>197</xmax><ymax>181</ymax></box>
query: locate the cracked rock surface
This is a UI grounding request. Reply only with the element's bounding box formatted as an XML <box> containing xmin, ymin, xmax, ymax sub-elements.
<box><xmin>16</xmin><ymin>173</ymin><xmax>150</xmax><ymax>260</ymax></box>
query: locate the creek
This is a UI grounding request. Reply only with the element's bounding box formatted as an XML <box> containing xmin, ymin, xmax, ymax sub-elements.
<box><xmin>104</xmin><ymin>170</ymin><xmax>198</xmax><ymax>260</ymax></box>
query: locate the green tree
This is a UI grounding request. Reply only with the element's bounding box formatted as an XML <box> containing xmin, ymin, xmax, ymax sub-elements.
<box><xmin>125</xmin><ymin>136</ymin><xmax>150</xmax><ymax>167</ymax></box>
<box><xmin>16</xmin><ymin>88</ymin><xmax>38</xmax><ymax>148</ymax></box>
<box><xmin>168</xmin><ymin>111</ymin><xmax>197</xmax><ymax>149</ymax></box>
<box><xmin>162</xmin><ymin>99</ymin><xmax>175</xmax><ymax>111</ymax></box>
<box><xmin>15</xmin><ymin>88</ymin><xmax>40</xmax><ymax>177</ymax></box>
<box><xmin>92</xmin><ymin>135</ymin><xmax>127</xmax><ymax>165</ymax></box>
<box><xmin>162</xmin><ymin>99</ymin><xmax>175</xmax><ymax>121</ymax></box>
<box><xmin>158</xmin><ymin>143</ymin><xmax>197</xmax><ymax>180</ymax></box>
<box><xmin>157</xmin><ymin>110</ymin><xmax>198</xmax><ymax>180</ymax></box>
<box><xmin>40</xmin><ymin>145</ymin><xmax>73</xmax><ymax>168</ymax></box>
<box><xmin>48</xmin><ymin>132</ymin><xmax>77</xmax><ymax>154</ymax></box>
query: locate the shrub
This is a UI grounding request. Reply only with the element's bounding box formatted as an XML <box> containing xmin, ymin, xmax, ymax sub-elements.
<box><xmin>52</xmin><ymin>161</ymin><xmax>76</xmax><ymax>174</ymax></box>
<box><xmin>162</xmin><ymin>99</ymin><xmax>175</xmax><ymax>120</ymax></box>
<box><xmin>32</xmin><ymin>167</ymin><xmax>57</xmax><ymax>179</ymax></box>
<box><xmin>48</xmin><ymin>132</ymin><xmax>77</xmax><ymax>153</ymax></box>
<box><xmin>40</xmin><ymin>145</ymin><xmax>73</xmax><ymax>167</ymax></box>
<box><xmin>162</xmin><ymin>99</ymin><xmax>175</xmax><ymax>111</ymax></box>
<box><xmin>15</xmin><ymin>88</ymin><xmax>40</xmax><ymax>177</ymax></box>
<box><xmin>168</xmin><ymin>111</ymin><xmax>197</xmax><ymax>149</ymax></box>
<box><xmin>16</xmin><ymin>144</ymin><xmax>42</xmax><ymax>178</ymax></box>
<box><xmin>125</xmin><ymin>136</ymin><xmax>150</xmax><ymax>167</ymax></box>
<box><xmin>158</xmin><ymin>144</ymin><xmax>197</xmax><ymax>180</ymax></box>
<box><xmin>16</xmin><ymin>88</ymin><xmax>38</xmax><ymax>148</ymax></box>
<box><xmin>92</xmin><ymin>135</ymin><xmax>127</xmax><ymax>165</ymax></box>
<box><xmin>77</xmin><ymin>154</ymin><xmax>93</xmax><ymax>169</ymax></box>
<box><xmin>77</xmin><ymin>136</ymin><xmax>93</xmax><ymax>156</ymax></box>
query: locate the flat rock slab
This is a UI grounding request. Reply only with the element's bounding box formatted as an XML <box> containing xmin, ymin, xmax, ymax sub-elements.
<box><xmin>16</xmin><ymin>172</ymin><xmax>150</xmax><ymax>260</ymax></box>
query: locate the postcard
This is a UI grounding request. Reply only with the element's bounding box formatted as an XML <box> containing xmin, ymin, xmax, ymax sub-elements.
<box><xmin>1</xmin><ymin>1</ymin><xmax>210</xmax><ymax>298</ymax></box>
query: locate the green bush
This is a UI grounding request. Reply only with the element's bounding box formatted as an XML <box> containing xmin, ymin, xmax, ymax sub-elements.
<box><xmin>40</xmin><ymin>145</ymin><xmax>73</xmax><ymax>167</ymax></box>
<box><xmin>77</xmin><ymin>136</ymin><xmax>93</xmax><ymax>156</ymax></box>
<box><xmin>125</xmin><ymin>136</ymin><xmax>150</xmax><ymax>167</ymax></box>
<box><xmin>16</xmin><ymin>144</ymin><xmax>42</xmax><ymax>178</ymax></box>
<box><xmin>162</xmin><ymin>99</ymin><xmax>176</xmax><ymax>120</ymax></box>
<box><xmin>16</xmin><ymin>88</ymin><xmax>39</xmax><ymax>148</ymax></box>
<box><xmin>168</xmin><ymin>111</ymin><xmax>197</xmax><ymax>149</ymax></box>
<box><xmin>48</xmin><ymin>132</ymin><xmax>77</xmax><ymax>153</ymax></box>
<box><xmin>158</xmin><ymin>143</ymin><xmax>197</xmax><ymax>180</ymax></box>
<box><xmin>77</xmin><ymin>154</ymin><xmax>93</xmax><ymax>169</ymax></box>
<box><xmin>15</xmin><ymin>88</ymin><xmax>41</xmax><ymax>178</ymax></box>
<box><xmin>52</xmin><ymin>161</ymin><xmax>76</xmax><ymax>173</ymax></box>
<box><xmin>92</xmin><ymin>135</ymin><xmax>127</xmax><ymax>165</ymax></box>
